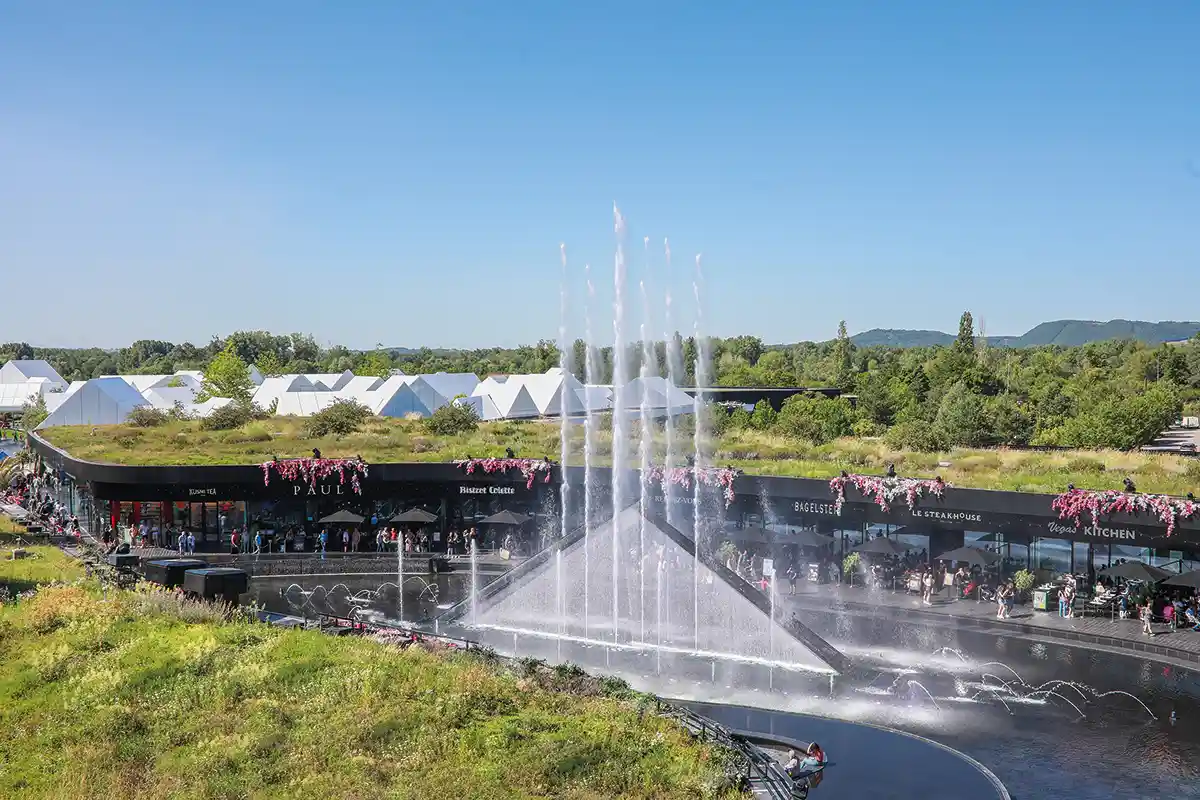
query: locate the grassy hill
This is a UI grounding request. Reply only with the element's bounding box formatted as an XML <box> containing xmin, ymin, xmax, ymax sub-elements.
<box><xmin>851</xmin><ymin>319</ymin><xmax>1200</xmax><ymax>348</ymax></box>
<box><xmin>0</xmin><ymin>565</ymin><xmax>741</xmax><ymax>799</ymax></box>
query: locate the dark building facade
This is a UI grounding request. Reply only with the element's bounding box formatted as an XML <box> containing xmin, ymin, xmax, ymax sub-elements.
<box><xmin>29</xmin><ymin>432</ymin><xmax>1200</xmax><ymax>574</ymax></box>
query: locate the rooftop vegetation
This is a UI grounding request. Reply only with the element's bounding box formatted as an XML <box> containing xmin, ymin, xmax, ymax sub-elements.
<box><xmin>39</xmin><ymin>417</ymin><xmax>1200</xmax><ymax>496</ymax></box>
<box><xmin>0</xmin><ymin>559</ymin><xmax>741</xmax><ymax>799</ymax></box>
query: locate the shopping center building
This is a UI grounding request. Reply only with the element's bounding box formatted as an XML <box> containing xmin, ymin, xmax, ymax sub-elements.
<box><xmin>28</xmin><ymin>431</ymin><xmax>1200</xmax><ymax>574</ymax></box>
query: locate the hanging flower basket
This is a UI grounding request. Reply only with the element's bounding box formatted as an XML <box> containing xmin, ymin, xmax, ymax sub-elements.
<box><xmin>642</xmin><ymin>465</ymin><xmax>741</xmax><ymax>508</ymax></box>
<box><xmin>1051</xmin><ymin>488</ymin><xmax>1199</xmax><ymax>537</ymax></box>
<box><xmin>261</xmin><ymin>457</ymin><xmax>369</xmax><ymax>495</ymax></box>
<box><xmin>455</xmin><ymin>457</ymin><xmax>554</xmax><ymax>489</ymax></box>
<box><xmin>828</xmin><ymin>473</ymin><xmax>947</xmax><ymax>514</ymax></box>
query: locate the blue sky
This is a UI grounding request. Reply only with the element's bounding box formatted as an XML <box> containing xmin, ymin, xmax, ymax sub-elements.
<box><xmin>2</xmin><ymin>3</ymin><xmax>1198</xmax><ymax>350</ymax></box>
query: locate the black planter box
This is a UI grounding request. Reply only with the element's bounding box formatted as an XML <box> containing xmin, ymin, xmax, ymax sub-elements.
<box><xmin>106</xmin><ymin>553</ymin><xmax>141</xmax><ymax>570</ymax></box>
<box><xmin>144</xmin><ymin>558</ymin><xmax>208</xmax><ymax>588</ymax></box>
<box><xmin>182</xmin><ymin>567</ymin><xmax>249</xmax><ymax>604</ymax></box>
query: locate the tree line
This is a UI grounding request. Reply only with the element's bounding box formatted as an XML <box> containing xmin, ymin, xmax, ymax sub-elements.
<box><xmin>5</xmin><ymin>312</ymin><xmax>1200</xmax><ymax>451</ymax></box>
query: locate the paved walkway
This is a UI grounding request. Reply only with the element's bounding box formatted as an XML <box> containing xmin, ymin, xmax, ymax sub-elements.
<box><xmin>780</xmin><ymin>581</ymin><xmax>1200</xmax><ymax>665</ymax></box>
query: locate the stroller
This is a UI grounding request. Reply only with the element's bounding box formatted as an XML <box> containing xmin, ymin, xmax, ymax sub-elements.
<box><xmin>963</xmin><ymin>580</ymin><xmax>996</xmax><ymax>602</ymax></box>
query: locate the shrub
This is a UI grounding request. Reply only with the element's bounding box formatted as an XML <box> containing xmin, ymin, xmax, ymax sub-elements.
<box><xmin>305</xmin><ymin>399</ymin><xmax>373</xmax><ymax>438</ymax></box>
<box><xmin>842</xmin><ymin>552</ymin><xmax>861</xmax><ymax>578</ymax></box>
<box><xmin>126</xmin><ymin>406</ymin><xmax>169</xmax><ymax>428</ymax></box>
<box><xmin>1065</xmin><ymin>456</ymin><xmax>1106</xmax><ymax>474</ymax></box>
<box><xmin>884</xmin><ymin>420</ymin><xmax>948</xmax><ymax>453</ymax></box>
<box><xmin>239</xmin><ymin>422</ymin><xmax>273</xmax><ymax>443</ymax></box>
<box><xmin>200</xmin><ymin>401</ymin><xmax>257</xmax><ymax>431</ymax></box>
<box><xmin>425</xmin><ymin>401</ymin><xmax>480</xmax><ymax>436</ymax></box>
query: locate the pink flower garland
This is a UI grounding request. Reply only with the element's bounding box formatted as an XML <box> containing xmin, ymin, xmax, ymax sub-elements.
<box><xmin>456</xmin><ymin>458</ymin><xmax>554</xmax><ymax>490</ymax></box>
<box><xmin>642</xmin><ymin>465</ymin><xmax>741</xmax><ymax>508</ymax></box>
<box><xmin>1052</xmin><ymin>488</ymin><xmax>1199</xmax><ymax>537</ymax></box>
<box><xmin>261</xmin><ymin>457</ymin><xmax>368</xmax><ymax>494</ymax></box>
<box><xmin>828</xmin><ymin>473</ymin><xmax>947</xmax><ymax>514</ymax></box>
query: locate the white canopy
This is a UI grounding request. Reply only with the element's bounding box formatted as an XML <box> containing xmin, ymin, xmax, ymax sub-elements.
<box><xmin>36</xmin><ymin>378</ymin><xmax>148</xmax><ymax>429</ymax></box>
<box><xmin>0</xmin><ymin>360</ymin><xmax>65</xmax><ymax>391</ymax></box>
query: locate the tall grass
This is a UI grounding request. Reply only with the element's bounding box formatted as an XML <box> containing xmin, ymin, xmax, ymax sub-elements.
<box><xmin>0</xmin><ymin>580</ymin><xmax>740</xmax><ymax>799</ymax></box>
<box><xmin>40</xmin><ymin>418</ymin><xmax>1200</xmax><ymax>496</ymax></box>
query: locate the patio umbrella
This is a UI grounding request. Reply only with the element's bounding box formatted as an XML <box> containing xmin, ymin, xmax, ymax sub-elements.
<box><xmin>390</xmin><ymin>508</ymin><xmax>438</xmax><ymax>524</ymax></box>
<box><xmin>1163</xmin><ymin>569</ymin><xmax>1200</xmax><ymax>589</ymax></box>
<box><xmin>791</xmin><ymin>529</ymin><xmax>836</xmax><ymax>548</ymax></box>
<box><xmin>853</xmin><ymin>537</ymin><xmax>912</xmax><ymax>556</ymax></box>
<box><xmin>1100</xmin><ymin>561</ymin><xmax>1172</xmax><ymax>583</ymax></box>
<box><xmin>976</xmin><ymin>531</ymin><xmax>1033</xmax><ymax>547</ymax></box>
<box><xmin>478</xmin><ymin>510</ymin><xmax>530</xmax><ymax>526</ymax></box>
<box><xmin>936</xmin><ymin>546</ymin><xmax>1001</xmax><ymax>567</ymax></box>
<box><xmin>318</xmin><ymin>509</ymin><xmax>365</xmax><ymax>524</ymax></box>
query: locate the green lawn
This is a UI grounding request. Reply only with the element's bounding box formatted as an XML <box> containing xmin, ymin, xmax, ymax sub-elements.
<box><xmin>0</xmin><ymin>545</ymin><xmax>84</xmax><ymax>594</ymax></box>
<box><xmin>0</xmin><ymin>582</ymin><xmax>741</xmax><ymax>799</ymax></box>
<box><xmin>39</xmin><ymin>417</ymin><xmax>1200</xmax><ymax>496</ymax></box>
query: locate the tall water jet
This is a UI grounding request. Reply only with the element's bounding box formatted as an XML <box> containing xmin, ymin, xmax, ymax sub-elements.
<box><xmin>610</xmin><ymin>204</ymin><xmax>629</xmax><ymax>643</ymax></box>
<box><xmin>583</xmin><ymin>264</ymin><xmax>598</xmax><ymax>639</ymax></box>
<box><xmin>557</xmin><ymin>242</ymin><xmax>571</xmax><ymax>632</ymax></box>
<box><xmin>638</xmin><ymin>274</ymin><xmax>654</xmax><ymax>645</ymax></box>
<box><xmin>662</xmin><ymin>238</ymin><xmax>681</xmax><ymax>527</ymax></box>
<box><xmin>691</xmin><ymin>253</ymin><xmax>710</xmax><ymax>649</ymax></box>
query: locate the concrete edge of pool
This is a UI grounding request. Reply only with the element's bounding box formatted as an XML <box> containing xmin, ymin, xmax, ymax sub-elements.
<box><xmin>683</xmin><ymin>701</ymin><xmax>1012</xmax><ymax>800</ymax></box>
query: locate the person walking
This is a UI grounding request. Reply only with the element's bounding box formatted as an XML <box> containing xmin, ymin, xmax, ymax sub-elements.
<box><xmin>342</xmin><ymin>529</ymin><xmax>350</xmax><ymax>552</ymax></box>
<box><xmin>786</xmin><ymin>565</ymin><xmax>798</xmax><ymax>595</ymax></box>
<box><xmin>186</xmin><ymin>530</ymin><xmax>196</xmax><ymax>554</ymax></box>
<box><xmin>1142</xmin><ymin>599</ymin><xmax>1155</xmax><ymax>636</ymax></box>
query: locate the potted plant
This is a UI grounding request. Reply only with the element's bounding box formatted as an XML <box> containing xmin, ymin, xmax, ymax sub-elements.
<box><xmin>842</xmin><ymin>552</ymin><xmax>861</xmax><ymax>586</ymax></box>
<box><xmin>1012</xmin><ymin>569</ymin><xmax>1036</xmax><ymax>603</ymax></box>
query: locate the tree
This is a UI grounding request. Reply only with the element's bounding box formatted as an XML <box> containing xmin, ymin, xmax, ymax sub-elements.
<box><xmin>831</xmin><ymin>321</ymin><xmax>854</xmax><ymax>390</ymax></box>
<box><xmin>20</xmin><ymin>395</ymin><xmax>48</xmax><ymax>431</ymax></box>
<box><xmin>775</xmin><ymin>395</ymin><xmax>856</xmax><ymax>444</ymax></box>
<box><xmin>256</xmin><ymin>351</ymin><xmax>284</xmax><ymax>378</ymax></box>
<box><xmin>935</xmin><ymin>380</ymin><xmax>989</xmax><ymax>447</ymax></box>
<box><xmin>955</xmin><ymin>311</ymin><xmax>976</xmax><ymax>356</ymax></box>
<box><xmin>750</xmin><ymin>399</ymin><xmax>777</xmax><ymax>430</ymax></box>
<box><xmin>986</xmin><ymin>393</ymin><xmax>1035</xmax><ymax>446</ymax></box>
<box><xmin>197</xmin><ymin>343</ymin><xmax>255</xmax><ymax>403</ymax></box>
<box><xmin>358</xmin><ymin>348</ymin><xmax>393</xmax><ymax>380</ymax></box>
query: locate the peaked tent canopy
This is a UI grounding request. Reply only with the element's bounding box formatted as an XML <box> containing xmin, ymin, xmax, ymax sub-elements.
<box><xmin>853</xmin><ymin>537</ymin><xmax>913</xmax><ymax>556</ymax></box>
<box><xmin>1099</xmin><ymin>561</ymin><xmax>1171</xmax><ymax>583</ymax></box>
<box><xmin>318</xmin><ymin>509</ymin><xmax>365</xmax><ymax>524</ymax></box>
<box><xmin>936</xmin><ymin>546</ymin><xmax>1001</xmax><ymax>566</ymax></box>
<box><xmin>478</xmin><ymin>510</ymin><xmax>530</xmax><ymax>526</ymax></box>
<box><xmin>390</xmin><ymin>508</ymin><xmax>438</xmax><ymax>524</ymax></box>
<box><xmin>36</xmin><ymin>378</ymin><xmax>149</xmax><ymax>429</ymax></box>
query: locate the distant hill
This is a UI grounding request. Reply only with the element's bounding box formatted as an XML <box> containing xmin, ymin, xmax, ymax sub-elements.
<box><xmin>850</xmin><ymin>320</ymin><xmax>1200</xmax><ymax>349</ymax></box>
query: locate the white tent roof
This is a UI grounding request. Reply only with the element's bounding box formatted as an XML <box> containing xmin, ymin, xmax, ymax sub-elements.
<box><xmin>44</xmin><ymin>381</ymin><xmax>85</xmax><ymax>413</ymax></box>
<box><xmin>623</xmin><ymin>376</ymin><xmax>694</xmax><ymax>414</ymax></box>
<box><xmin>274</xmin><ymin>392</ymin><xmax>341</xmax><ymax>417</ymax></box>
<box><xmin>0</xmin><ymin>360</ymin><xmax>65</xmax><ymax>389</ymax></box>
<box><xmin>305</xmin><ymin>371</ymin><xmax>354</xmax><ymax>391</ymax></box>
<box><xmin>371</xmin><ymin>379</ymin><xmax>435</xmax><ymax>417</ymax></box>
<box><xmin>113</xmin><ymin>374</ymin><xmax>175</xmax><ymax>392</ymax></box>
<box><xmin>480</xmin><ymin>382</ymin><xmax>541</xmax><ymax>420</ymax></box>
<box><xmin>418</xmin><ymin>372</ymin><xmax>481</xmax><ymax>406</ymax></box>
<box><xmin>518</xmin><ymin>372</ymin><xmax>588</xmax><ymax>416</ymax></box>
<box><xmin>472</xmin><ymin>375</ymin><xmax>510</xmax><ymax>397</ymax></box>
<box><xmin>0</xmin><ymin>381</ymin><xmax>51</xmax><ymax>414</ymax></box>
<box><xmin>335</xmin><ymin>376</ymin><xmax>384</xmax><ymax>401</ymax></box>
<box><xmin>252</xmin><ymin>375</ymin><xmax>318</xmax><ymax>408</ymax></box>
<box><xmin>247</xmin><ymin>364</ymin><xmax>264</xmax><ymax>386</ymax></box>
<box><xmin>456</xmin><ymin>394</ymin><xmax>501</xmax><ymax>421</ymax></box>
<box><xmin>36</xmin><ymin>378</ymin><xmax>148</xmax><ymax>429</ymax></box>
<box><xmin>142</xmin><ymin>386</ymin><xmax>201</xmax><ymax>409</ymax></box>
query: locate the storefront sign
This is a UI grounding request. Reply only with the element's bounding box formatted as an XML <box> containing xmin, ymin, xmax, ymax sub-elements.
<box><xmin>910</xmin><ymin>508</ymin><xmax>983</xmax><ymax>524</ymax></box>
<box><xmin>1047</xmin><ymin>521</ymin><xmax>1139</xmax><ymax>542</ymax></box>
<box><xmin>459</xmin><ymin>485</ymin><xmax>516</xmax><ymax>495</ymax></box>
<box><xmin>791</xmin><ymin>500</ymin><xmax>838</xmax><ymax>516</ymax></box>
<box><xmin>292</xmin><ymin>484</ymin><xmax>347</xmax><ymax>496</ymax></box>
<box><xmin>187</xmin><ymin>488</ymin><xmax>217</xmax><ymax>497</ymax></box>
